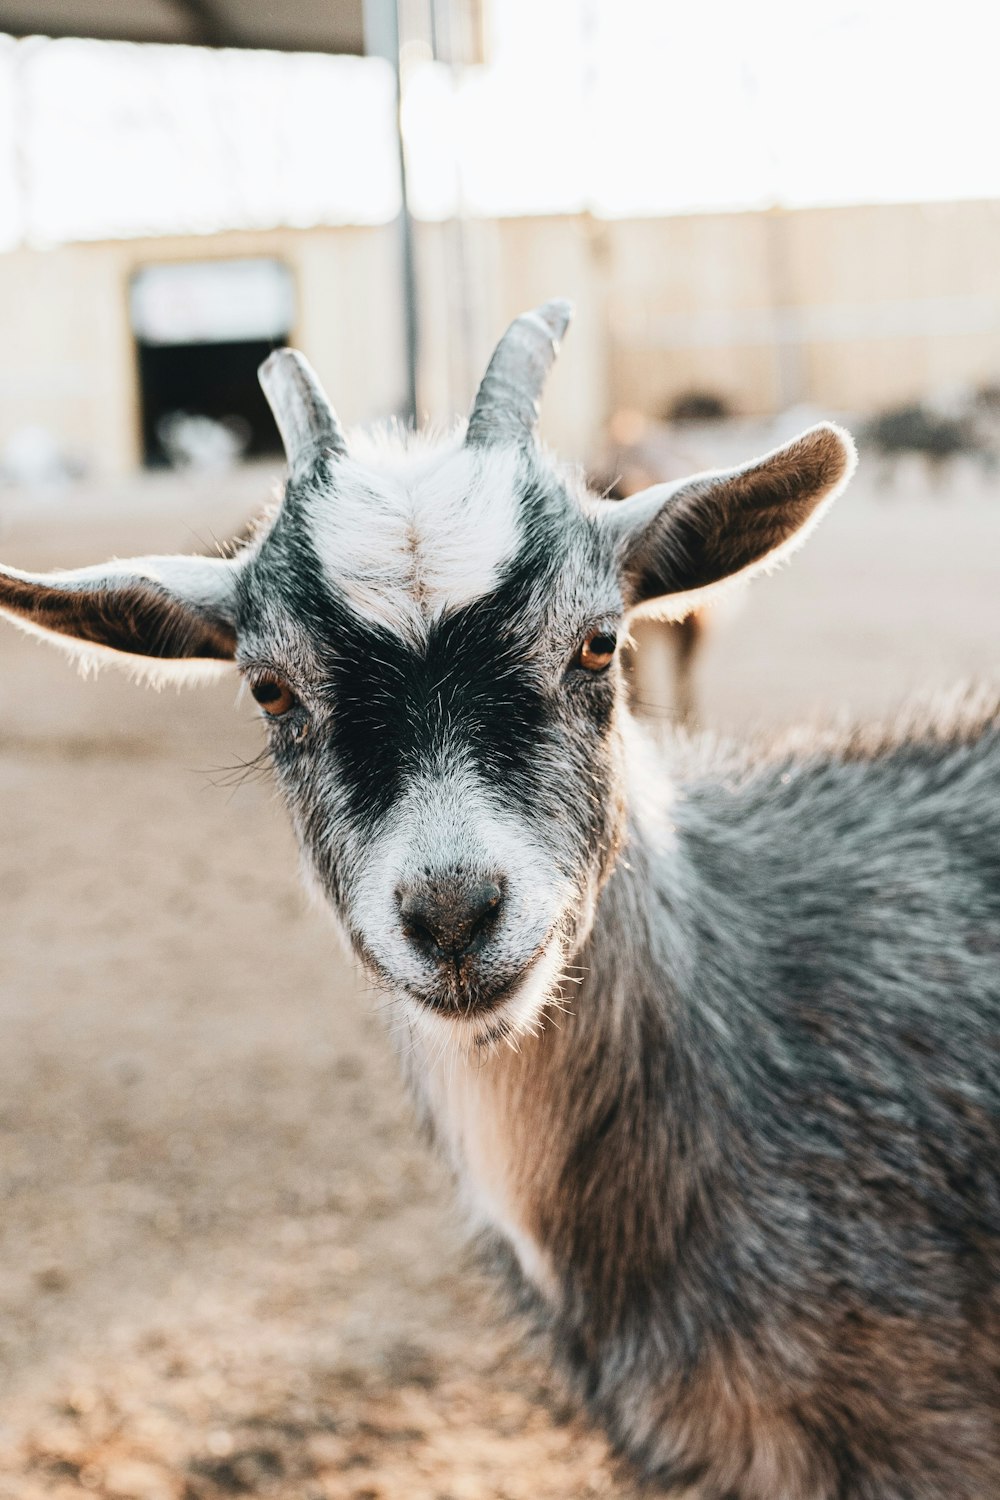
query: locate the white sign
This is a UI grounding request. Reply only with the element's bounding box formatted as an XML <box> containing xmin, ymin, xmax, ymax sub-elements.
<box><xmin>130</xmin><ymin>259</ymin><xmax>295</xmax><ymax>345</ymax></box>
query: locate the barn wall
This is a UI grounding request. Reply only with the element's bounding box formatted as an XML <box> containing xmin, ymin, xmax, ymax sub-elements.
<box><xmin>0</xmin><ymin>225</ymin><xmax>405</xmax><ymax>475</ymax></box>
<box><xmin>602</xmin><ymin>200</ymin><xmax>1000</xmax><ymax>420</ymax></box>
<box><xmin>2</xmin><ymin>199</ymin><xmax>1000</xmax><ymax>476</ymax></box>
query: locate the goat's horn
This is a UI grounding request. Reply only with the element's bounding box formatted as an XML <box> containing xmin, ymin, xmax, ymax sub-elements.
<box><xmin>258</xmin><ymin>348</ymin><xmax>347</xmax><ymax>481</ymax></box>
<box><xmin>466</xmin><ymin>299</ymin><xmax>573</xmax><ymax>448</ymax></box>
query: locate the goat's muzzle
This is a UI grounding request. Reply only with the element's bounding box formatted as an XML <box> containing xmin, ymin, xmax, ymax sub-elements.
<box><xmin>395</xmin><ymin>869</ymin><xmax>523</xmax><ymax>1013</ymax></box>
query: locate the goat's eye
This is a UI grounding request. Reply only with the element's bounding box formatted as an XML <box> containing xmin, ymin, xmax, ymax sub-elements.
<box><xmin>250</xmin><ymin>676</ymin><xmax>297</xmax><ymax>717</ymax></box>
<box><xmin>576</xmin><ymin>632</ymin><xmax>618</xmax><ymax>672</ymax></box>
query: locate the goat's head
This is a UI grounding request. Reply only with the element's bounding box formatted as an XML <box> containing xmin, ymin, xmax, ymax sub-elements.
<box><xmin>0</xmin><ymin>301</ymin><xmax>855</xmax><ymax>1044</ymax></box>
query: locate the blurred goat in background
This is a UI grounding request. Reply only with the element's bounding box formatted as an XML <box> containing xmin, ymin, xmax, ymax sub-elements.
<box><xmin>595</xmin><ymin>391</ymin><xmax>738</xmax><ymax>726</ymax></box>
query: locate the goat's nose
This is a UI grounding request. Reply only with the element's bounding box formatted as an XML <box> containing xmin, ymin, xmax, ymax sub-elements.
<box><xmin>397</xmin><ymin>874</ymin><xmax>504</xmax><ymax>963</ymax></box>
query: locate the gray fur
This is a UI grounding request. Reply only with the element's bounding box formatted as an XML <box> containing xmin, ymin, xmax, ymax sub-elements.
<box><xmin>504</xmin><ymin>703</ymin><xmax>1000</xmax><ymax>1495</ymax></box>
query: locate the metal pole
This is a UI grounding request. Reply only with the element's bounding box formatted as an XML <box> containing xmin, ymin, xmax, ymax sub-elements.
<box><xmin>364</xmin><ymin>0</ymin><xmax>420</xmax><ymax>425</ymax></box>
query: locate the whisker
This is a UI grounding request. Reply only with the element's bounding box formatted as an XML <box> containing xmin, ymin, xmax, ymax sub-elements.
<box><xmin>201</xmin><ymin>744</ymin><xmax>275</xmax><ymax>794</ymax></box>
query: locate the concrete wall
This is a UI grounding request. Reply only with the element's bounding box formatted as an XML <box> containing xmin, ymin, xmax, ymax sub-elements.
<box><xmin>3</xmin><ymin>199</ymin><xmax>1000</xmax><ymax>476</ymax></box>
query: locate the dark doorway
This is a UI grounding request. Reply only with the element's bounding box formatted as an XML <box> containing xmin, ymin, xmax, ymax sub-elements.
<box><xmin>136</xmin><ymin>338</ymin><xmax>286</xmax><ymax>467</ymax></box>
<box><xmin>130</xmin><ymin>257</ymin><xmax>296</xmax><ymax>468</ymax></box>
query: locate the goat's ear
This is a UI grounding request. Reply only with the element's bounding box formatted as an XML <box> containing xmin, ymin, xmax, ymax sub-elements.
<box><xmin>602</xmin><ymin>424</ymin><xmax>856</xmax><ymax>619</ymax></box>
<box><xmin>0</xmin><ymin>554</ymin><xmax>239</xmax><ymax>673</ymax></box>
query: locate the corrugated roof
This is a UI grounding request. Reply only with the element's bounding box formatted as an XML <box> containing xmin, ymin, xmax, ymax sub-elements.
<box><xmin>0</xmin><ymin>0</ymin><xmax>367</xmax><ymax>55</ymax></box>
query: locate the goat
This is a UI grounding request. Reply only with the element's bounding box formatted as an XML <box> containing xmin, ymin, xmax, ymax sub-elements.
<box><xmin>595</xmin><ymin>420</ymin><xmax>717</xmax><ymax>725</ymax></box>
<box><xmin>861</xmin><ymin>399</ymin><xmax>997</xmax><ymax>485</ymax></box>
<box><xmin>1</xmin><ymin>302</ymin><xmax>999</xmax><ymax>1499</ymax></box>
<box><xmin>598</xmin><ymin>463</ymin><xmax>712</xmax><ymax>726</ymax></box>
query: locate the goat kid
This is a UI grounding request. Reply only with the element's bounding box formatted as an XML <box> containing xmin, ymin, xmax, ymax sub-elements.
<box><xmin>2</xmin><ymin>303</ymin><xmax>999</xmax><ymax>1499</ymax></box>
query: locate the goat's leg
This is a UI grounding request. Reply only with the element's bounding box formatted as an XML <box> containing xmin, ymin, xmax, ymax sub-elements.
<box><xmin>672</xmin><ymin>612</ymin><xmax>706</xmax><ymax>727</ymax></box>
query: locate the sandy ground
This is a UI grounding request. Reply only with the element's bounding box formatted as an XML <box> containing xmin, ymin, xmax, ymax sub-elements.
<box><xmin>0</xmin><ymin>453</ymin><xmax>998</xmax><ymax>1500</ymax></box>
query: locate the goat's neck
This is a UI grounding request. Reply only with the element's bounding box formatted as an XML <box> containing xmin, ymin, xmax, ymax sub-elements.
<box><xmin>407</xmin><ymin>721</ymin><xmax>717</xmax><ymax>1303</ymax></box>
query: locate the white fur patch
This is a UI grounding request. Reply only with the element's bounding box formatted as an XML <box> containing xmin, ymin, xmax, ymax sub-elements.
<box><xmin>348</xmin><ymin>755</ymin><xmax>570</xmax><ymax>1295</ymax></box>
<box><xmin>350</xmin><ymin>755</ymin><xmax>569</xmax><ymax>1007</ymax></box>
<box><xmin>305</xmin><ymin>441</ymin><xmax>522</xmax><ymax>642</ymax></box>
<box><xmin>405</xmin><ymin>938</ymin><xmax>567</xmax><ymax>1302</ymax></box>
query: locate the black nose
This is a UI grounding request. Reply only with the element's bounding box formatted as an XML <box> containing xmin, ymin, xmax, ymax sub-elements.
<box><xmin>398</xmin><ymin>874</ymin><xmax>505</xmax><ymax>963</ymax></box>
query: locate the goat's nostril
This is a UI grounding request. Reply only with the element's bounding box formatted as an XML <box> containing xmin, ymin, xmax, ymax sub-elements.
<box><xmin>466</xmin><ymin>882</ymin><xmax>503</xmax><ymax>948</ymax></box>
<box><xmin>398</xmin><ymin>876</ymin><xmax>504</xmax><ymax>962</ymax></box>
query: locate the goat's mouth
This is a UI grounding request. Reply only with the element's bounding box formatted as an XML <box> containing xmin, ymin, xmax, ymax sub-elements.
<box><xmin>415</xmin><ymin>964</ymin><xmax>527</xmax><ymax>1018</ymax></box>
<box><xmin>350</xmin><ymin>916</ymin><xmax>568</xmax><ymax>1038</ymax></box>
<box><xmin>396</xmin><ymin>932</ymin><xmax>567</xmax><ymax>1042</ymax></box>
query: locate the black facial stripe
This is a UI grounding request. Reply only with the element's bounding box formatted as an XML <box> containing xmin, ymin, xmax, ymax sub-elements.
<box><xmin>240</xmin><ymin>467</ymin><xmax>619</xmax><ymax>845</ymax></box>
<box><xmin>326</xmin><ymin>537</ymin><xmax>569</xmax><ymax>829</ymax></box>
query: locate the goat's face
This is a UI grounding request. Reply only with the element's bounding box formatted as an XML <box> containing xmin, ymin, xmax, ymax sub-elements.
<box><xmin>235</xmin><ymin>442</ymin><xmax>630</xmax><ymax>1039</ymax></box>
<box><xmin>0</xmin><ymin>301</ymin><xmax>856</xmax><ymax>1044</ymax></box>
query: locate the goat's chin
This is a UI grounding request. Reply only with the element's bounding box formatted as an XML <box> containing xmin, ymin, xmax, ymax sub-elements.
<box><xmin>396</xmin><ymin>936</ymin><xmax>567</xmax><ymax>1054</ymax></box>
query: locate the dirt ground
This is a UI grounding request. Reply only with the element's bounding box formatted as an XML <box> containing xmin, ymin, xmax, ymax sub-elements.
<box><xmin>0</xmin><ymin>453</ymin><xmax>997</xmax><ymax>1500</ymax></box>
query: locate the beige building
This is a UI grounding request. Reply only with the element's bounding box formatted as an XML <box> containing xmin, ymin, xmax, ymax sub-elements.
<box><xmin>4</xmin><ymin>198</ymin><xmax>1000</xmax><ymax>476</ymax></box>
